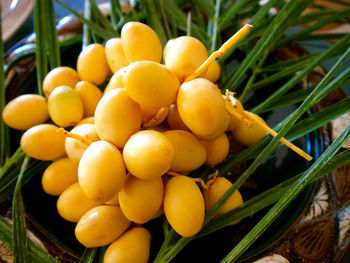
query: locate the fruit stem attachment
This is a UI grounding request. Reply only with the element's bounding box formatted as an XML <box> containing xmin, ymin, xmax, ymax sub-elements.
<box><xmin>167</xmin><ymin>171</ymin><xmax>219</xmax><ymax>189</ymax></box>
<box><xmin>224</xmin><ymin>98</ymin><xmax>252</xmax><ymax>128</ymax></box>
<box><xmin>143</xmin><ymin>107</ymin><xmax>170</xmax><ymax>127</ymax></box>
<box><xmin>252</xmin><ymin>117</ymin><xmax>313</xmax><ymax>161</ymax></box>
<box><xmin>56</xmin><ymin>128</ymin><xmax>94</xmax><ymax>146</ymax></box>
<box><xmin>184</xmin><ymin>24</ymin><xmax>253</xmax><ymax>82</ymax></box>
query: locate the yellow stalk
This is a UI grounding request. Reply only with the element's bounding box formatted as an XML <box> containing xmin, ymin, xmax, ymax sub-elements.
<box><xmin>57</xmin><ymin>127</ymin><xmax>94</xmax><ymax>146</ymax></box>
<box><xmin>184</xmin><ymin>24</ymin><xmax>253</xmax><ymax>82</ymax></box>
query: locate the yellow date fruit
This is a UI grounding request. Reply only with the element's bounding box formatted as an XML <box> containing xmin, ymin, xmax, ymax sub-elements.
<box><xmin>75</xmin><ymin>81</ymin><xmax>103</xmax><ymax>117</ymax></box>
<box><xmin>121</xmin><ymin>22</ymin><xmax>162</xmax><ymax>63</ymax></box>
<box><xmin>104</xmin><ymin>67</ymin><xmax>125</xmax><ymax>94</ymax></box>
<box><xmin>75</xmin><ymin>205</ymin><xmax>131</xmax><ymax>247</ymax></box>
<box><xmin>123</xmin><ymin>61</ymin><xmax>180</xmax><ymax>108</ymax></box>
<box><xmin>43</xmin><ymin>66</ymin><xmax>80</xmax><ymax>98</ymax></box>
<box><xmin>42</xmin><ymin>157</ymin><xmax>78</xmax><ymax>196</ymax></box>
<box><xmin>95</xmin><ymin>88</ymin><xmax>141</xmax><ymax>148</ymax></box>
<box><xmin>48</xmin><ymin>86</ymin><xmax>84</xmax><ymax>127</ymax></box>
<box><xmin>78</xmin><ymin>141</ymin><xmax>126</xmax><ymax>202</ymax></box>
<box><xmin>165</xmin><ymin>36</ymin><xmax>208</xmax><ymax>82</ymax></box>
<box><xmin>2</xmin><ymin>94</ymin><xmax>49</xmax><ymax>130</ymax></box>
<box><xmin>167</xmin><ymin>104</ymin><xmax>190</xmax><ymax>131</ymax></box>
<box><xmin>77</xmin><ymin>43</ymin><xmax>109</xmax><ymax>85</ymax></box>
<box><xmin>231</xmin><ymin>111</ymin><xmax>267</xmax><ymax>146</ymax></box>
<box><xmin>104</xmin><ymin>227</ymin><xmax>151</xmax><ymax>263</ymax></box>
<box><xmin>57</xmin><ymin>183</ymin><xmax>100</xmax><ymax>222</ymax></box>
<box><xmin>226</xmin><ymin>96</ymin><xmax>245</xmax><ymax>131</ymax></box>
<box><xmin>65</xmin><ymin>124</ymin><xmax>99</xmax><ymax>163</ymax></box>
<box><xmin>164</xmin><ymin>175</ymin><xmax>205</xmax><ymax>237</ymax></box>
<box><xmin>177</xmin><ymin>78</ymin><xmax>229</xmax><ymax>141</ymax></box>
<box><xmin>105</xmin><ymin>38</ymin><xmax>129</xmax><ymax>73</ymax></box>
<box><xmin>75</xmin><ymin>116</ymin><xmax>94</xmax><ymax>126</ymax></box>
<box><xmin>201</xmin><ymin>133</ymin><xmax>230</xmax><ymax>166</ymax></box>
<box><xmin>202</xmin><ymin>177</ymin><xmax>243</xmax><ymax>219</ymax></box>
<box><xmin>21</xmin><ymin>124</ymin><xmax>66</xmax><ymax>161</ymax></box>
<box><xmin>202</xmin><ymin>60</ymin><xmax>221</xmax><ymax>83</ymax></box>
<box><xmin>119</xmin><ymin>175</ymin><xmax>164</xmax><ymax>224</ymax></box>
<box><xmin>123</xmin><ymin>130</ymin><xmax>175</xmax><ymax>180</ymax></box>
<box><xmin>163</xmin><ymin>130</ymin><xmax>206</xmax><ymax>172</ymax></box>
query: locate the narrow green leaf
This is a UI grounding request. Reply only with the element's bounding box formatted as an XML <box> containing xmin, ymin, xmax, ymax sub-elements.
<box><xmin>192</xmin><ymin>0</ymin><xmax>215</xmax><ymax>18</ymax></box>
<box><xmin>12</xmin><ymin>155</ymin><xmax>31</xmax><ymax>263</ymax></box>
<box><xmin>43</xmin><ymin>0</ymin><xmax>61</xmax><ymax>68</ymax></box>
<box><xmin>110</xmin><ymin>0</ymin><xmax>123</xmax><ymax>28</ymax></box>
<box><xmin>259</xmin><ymin>87</ymin><xmax>314</xmax><ymax>113</ymax></box>
<box><xmin>222</xmin><ymin>0</ymin><xmax>313</xmax><ymax>91</ymax></box>
<box><xmin>89</xmin><ymin>0</ymin><xmax>116</xmax><ymax>34</ymax></box>
<box><xmin>79</xmin><ymin>247</ymin><xmax>98</xmax><ymax>263</ymax></box>
<box><xmin>161</xmin><ymin>0</ymin><xmax>209</xmax><ymax>47</ymax></box>
<box><xmin>288</xmin><ymin>92</ymin><xmax>350</xmax><ymax>142</ymax></box>
<box><xmin>34</xmin><ymin>0</ymin><xmax>48</xmax><ymax>96</ymax></box>
<box><xmin>0</xmin><ymin>217</ymin><xmax>58</xmax><ymax>263</ymax></box>
<box><xmin>158</xmin><ymin>0</ymin><xmax>173</xmax><ymax>40</ymax></box>
<box><xmin>55</xmin><ymin>0</ymin><xmax>116</xmax><ymax>40</ymax></box>
<box><xmin>210</xmin><ymin>0</ymin><xmax>221</xmax><ymax>52</ymax></box>
<box><xmin>0</xmin><ymin>4</ymin><xmax>7</xmax><ymax>166</ymax></box>
<box><xmin>252</xmin><ymin>35</ymin><xmax>350</xmax><ymax>113</ymax></box>
<box><xmin>143</xmin><ymin>0</ymin><xmax>168</xmax><ymax>45</ymax></box>
<box><xmin>277</xmin><ymin>9</ymin><xmax>350</xmax><ymax>48</ymax></box>
<box><xmin>201</xmin><ymin>148</ymin><xmax>350</xmax><ymax>237</ymax></box>
<box><xmin>299</xmin><ymin>33</ymin><xmax>346</xmax><ymax>41</ymax></box>
<box><xmin>218</xmin><ymin>0</ymin><xmax>254</xmax><ymax>32</ymax></box>
<box><xmin>220</xmin><ymin>126</ymin><xmax>350</xmax><ymax>262</ymax></box>
<box><xmin>98</xmin><ymin>247</ymin><xmax>107</xmax><ymax>262</ymax></box>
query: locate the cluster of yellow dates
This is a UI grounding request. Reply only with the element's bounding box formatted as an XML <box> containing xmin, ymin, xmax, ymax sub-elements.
<box><xmin>2</xmin><ymin>22</ymin><xmax>268</xmax><ymax>262</ymax></box>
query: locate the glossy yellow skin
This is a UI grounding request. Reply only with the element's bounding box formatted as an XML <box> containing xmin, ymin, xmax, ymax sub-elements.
<box><xmin>75</xmin><ymin>81</ymin><xmax>103</xmax><ymax>117</ymax></box>
<box><xmin>123</xmin><ymin>61</ymin><xmax>180</xmax><ymax>108</ymax></box>
<box><xmin>75</xmin><ymin>205</ymin><xmax>131</xmax><ymax>247</ymax></box>
<box><xmin>79</xmin><ymin>141</ymin><xmax>126</xmax><ymax>202</ymax></box>
<box><xmin>121</xmin><ymin>22</ymin><xmax>162</xmax><ymax>63</ymax></box>
<box><xmin>202</xmin><ymin>177</ymin><xmax>243</xmax><ymax>219</ymax></box>
<box><xmin>104</xmin><ymin>67</ymin><xmax>125</xmax><ymax>94</ymax></box>
<box><xmin>163</xmin><ymin>39</ymin><xmax>174</xmax><ymax>61</ymax></box>
<box><xmin>77</xmin><ymin>43</ymin><xmax>109</xmax><ymax>85</ymax></box>
<box><xmin>167</xmin><ymin>104</ymin><xmax>190</xmax><ymax>131</ymax></box>
<box><xmin>43</xmin><ymin>66</ymin><xmax>80</xmax><ymax>98</ymax></box>
<box><xmin>2</xmin><ymin>94</ymin><xmax>49</xmax><ymax>130</ymax></box>
<box><xmin>165</xmin><ymin>36</ymin><xmax>208</xmax><ymax>82</ymax></box>
<box><xmin>164</xmin><ymin>175</ymin><xmax>205</xmax><ymax>237</ymax></box>
<box><xmin>119</xmin><ymin>175</ymin><xmax>164</xmax><ymax>224</ymax></box>
<box><xmin>95</xmin><ymin>88</ymin><xmax>141</xmax><ymax>148</ymax></box>
<box><xmin>42</xmin><ymin>157</ymin><xmax>78</xmax><ymax>196</ymax></box>
<box><xmin>105</xmin><ymin>38</ymin><xmax>129</xmax><ymax>73</ymax></box>
<box><xmin>123</xmin><ymin>130</ymin><xmax>175</xmax><ymax>180</ymax></box>
<box><xmin>203</xmin><ymin>60</ymin><xmax>221</xmax><ymax>83</ymax></box>
<box><xmin>75</xmin><ymin>116</ymin><xmax>94</xmax><ymax>126</ymax></box>
<box><xmin>231</xmin><ymin>111</ymin><xmax>267</xmax><ymax>146</ymax></box>
<box><xmin>104</xmin><ymin>227</ymin><xmax>151</xmax><ymax>263</ymax></box>
<box><xmin>57</xmin><ymin>183</ymin><xmax>100</xmax><ymax>222</ymax></box>
<box><xmin>65</xmin><ymin>124</ymin><xmax>99</xmax><ymax>163</ymax></box>
<box><xmin>226</xmin><ymin>97</ymin><xmax>244</xmax><ymax>131</ymax></box>
<box><xmin>21</xmin><ymin>124</ymin><xmax>66</xmax><ymax>161</ymax></box>
<box><xmin>177</xmin><ymin>78</ymin><xmax>229</xmax><ymax>141</ymax></box>
<box><xmin>48</xmin><ymin>86</ymin><xmax>84</xmax><ymax>127</ymax></box>
<box><xmin>201</xmin><ymin>133</ymin><xmax>230</xmax><ymax>166</ymax></box>
<box><xmin>163</xmin><ymin>130</ymin><xmax>206</xmax><ymax>172</ymax></box>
